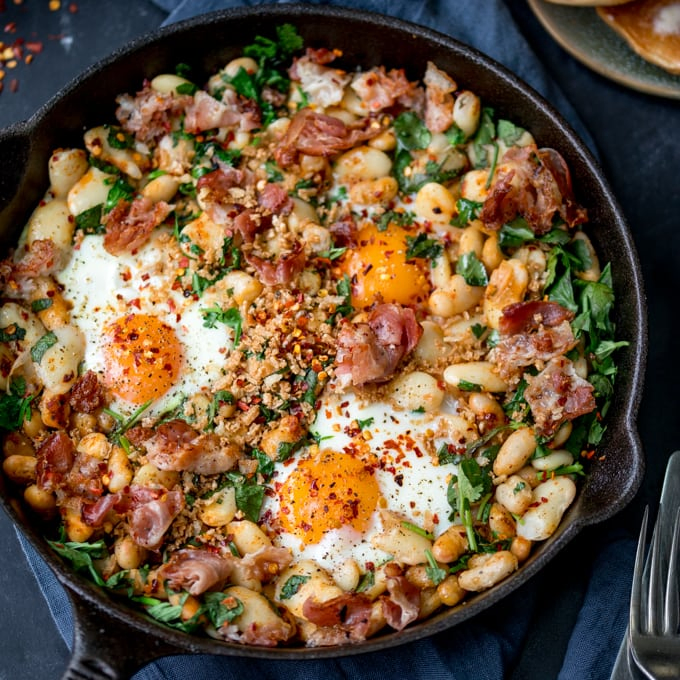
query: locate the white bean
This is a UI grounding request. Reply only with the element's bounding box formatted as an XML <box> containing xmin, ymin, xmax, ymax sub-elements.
<box><xmin>348</xmin><ymin>177</ymin><xmax>399</xmax><ymax>205</ymax></box>
<box><xmin>334</xmin><ymin>146</ymin><xmax>391</xmax><ymax>182</ymax></box>
<box><xmin>33</xmin><ymin>324</ymin><xmax>85</xmax><ymax>394</ymax></box>
<box><xmin>132</xmin><ymin>463</ymin><xmax>179</xmax><ymax>489</ymax></box>
<box><xmin>370</xmin><ymin>510</ymin><xmax>433</xmax><ymax>565</ymax></box>
<box><xmin>517</xmin><ymin>477</ymin><xmax>577</xmax><ymax>541</ymax></box>
<box><xmin>332</xmin><ymin>558</ymin><xmax>361</xmax><ymax>592</ymax></box>
<box><xmin>225</xmin><ymin>585</ymin><xmax>292</xmax><ymax>637</ymax></box>
<box><xmin>200</xmin><ymin>487</ymin><xmax>237</xmax><ymax>527</ymax></box>
<box><xmin>67</xmin><ymin>167</ymin><xmax>115</xmax><ymax>216</ymax></box>
<box><xmin>413</xmin><ymin>320</ymin><xmax>445</xmax><ymax>364</ymax></box>
<box><xmin>493</xmin><ymin>427</ymin><xmax>537</xmax><ymax>476</ymax></box>
<box><xmin>84</xmin><ymin>126</ymin><xmax>142</xmax><ymax>179</ymax></box>
<box><xmin>301</xmin><ymin>223</ymin><xmax>332</xmax><ymax>255</ymax></box>
<box><xmin>414</xmin><ymin>182</ymin><xmax>456</xmax><ymax>225</ymax></box>
<box><xmin>457</xmin><ymin>551</ymin><xmax>518</xmax><ymax>592</ymax></box>
<box><xmin>221</xmin><ymin>270</ymin><xmax>263</xmax><ymax>306</ymax></box>
<box><xmin>428</xmin><ymin>274</ymin><xmax>484</xmax><ymax>318</ymax></box>
<box><xmin>495</xmin><ymin>475</ymin><xmax>534</xmax><ymax>515</ymax></box>
<box><xmin>227</xmin><ymin>520</ymin><xmax>272</xmax><ymax>555</ymax></box>
<box><xmin>453</xmin><ymin>90</ymin><xmax>481</xmax><ymax>138</ymax></box>
<box><xmin>107</xmin><ymin>445</ymin><xmax>133</xmax><ymax>493</ymax></box>
<box><xmin>531</xmin><ymin>449</ymin><xmax>574</xmax><ymax>472</ymax></box>
<box><xmin>573</xmin><ymin>231</ymin><xmax>601</xmax><ymax>282</ymax></box>
<box><xmin>458</xmin><ymin>224</ymin><xmax>484</xmax><ymax>258</ymax></box>
<box><xmin>49</xmin><ymin>149</ymin><xmax>89</xmax><ymax>198</ymax></box>
<box><xmin>287</xmin><ymin>197</ymin><xmax>320</xmax><ymax>231</ymax></box>
<box><xmin>443</xmin><ymin>361</ymin><xmax>508</xmax><ymax>393</ymax></box>
<box><xmin>2</xmin><ymin>454</ymin><xmax>37</xmax><ymax>485</ymax></box>
<box><xmin>483</xmin><ymin>259</ymin><xmax>529</xmax><ymax>329</ymax></box>
<box><xmin>150</xmin><ymin>73</ymin><xmax>193</xmax><ymax>94</ymax></box>
<box><xmin>0</xmin><ymin>302</ymin><xmax>47</xmax><ymax>350</ymax></box>
<box><xmin>275</xmin><ymin>560</ymin><xmax>343</xmax><ymax>618</ymax></box>
<box><xmin>459</xmin><ymin>169</ymin><xmax>490</xmax><ymax>203</ymax></box>
<box><xmin>388</xmin><ymin>370</ymin><xmax>445</xmax><ymax>412</ymax></box>
<box><xmin>26</xmin><ymin>199</ymin><xmax>74</xmax><ymax>255</ymax></box>
<box><xmin>223</xmin><ymin>57</ymin><xmax>258</xmax><ymax>78</ymax></box>
<box><xmin>180</xmin><ymin>212</ymin><xmax>225</xmax><ymax>256</ymax></box>
<box><xmin>141</xmin><ymin>174</ymin><xmax>180</xmax><ymax>203</ymax></box>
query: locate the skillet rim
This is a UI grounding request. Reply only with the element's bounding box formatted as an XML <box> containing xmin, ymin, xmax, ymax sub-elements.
<box><xmin>0</xmin><ymin>2</ymin><xmax>647</xmax><ymax>663</ymax></box>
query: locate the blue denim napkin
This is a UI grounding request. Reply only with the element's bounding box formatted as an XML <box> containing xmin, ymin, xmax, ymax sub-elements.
<box><xmin>16</xmin><ymin>1</ymin><xmax>633</xmax><ymax>677</ymax></box>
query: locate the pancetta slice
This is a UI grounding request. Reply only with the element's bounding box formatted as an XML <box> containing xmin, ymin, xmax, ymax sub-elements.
<box><xmin>491</xmin><ymin>301</ymin><xmax>578</xmax><ymax>382</ymax></box>
<box><xmin>143</xmin><ymin>419</ymin><xmax>239</xmax><ymax>475</ymax></box>
<box><xmin>274</xmin><ymin>108</ymin><xmax>384</xmax><ymax>168</ymax></box>
<box><xmin>335</xmin><ymin>303</ymin><xmax>422</xmax><ymax>386</ymax></box>
<box><xmin>157</xmin><ymin>548</ymin><xmax>235</xmax><ymax>595</ymax></box>
<box><xmin>480</xmin><ymin>146</ymin><xmax>587</xmax><ymax>235</ymax></box>
<box><xmin>128</xmin><ymin>489</ymin><xmax>184</xmax><ymax>550</ymax></box>
<box><xmin>103</xmin><ymin>197</ymin><xmax>173</xmax><ymax>255</ymax></box>
<box><xmin>382</xmin><ymin>575</ymin><xmax>420</xmax><ymax>631</ymax></box>
<box><xmin>524</xmin><ymin>356</ymin><xmax>596</xmax><ymax>437</ymax></box>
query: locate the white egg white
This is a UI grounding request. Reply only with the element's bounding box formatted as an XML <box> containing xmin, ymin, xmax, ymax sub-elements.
<box><xmin>262</xmin><ymin>390</ymin><xmax>465</xmax><ymax>574</ymax></box>
<box><xmin>56</xmin><ymin>230</ymin><xmax>233</xmax><ymax>416</ymax></box>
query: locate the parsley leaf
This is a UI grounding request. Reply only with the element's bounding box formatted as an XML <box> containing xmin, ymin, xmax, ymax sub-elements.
<box><xmin>394</xmin><ymin>111</ymin><xmax>431</xmax><ymax>151</ymax></box>
<box><xmin>202</xmin><ymin>592</ymin><xmax>244</xmax><ymax>628</ymax></box>
<box><xmin>496</xmin><ymin>119</ymin><xmax>527</xmax><ymax>146</ymax></box>
<box><xmin>201</xmin><ymin>305</ymin><xmax>243</xmax><ymax>345</ymax></box>
<box><xmin>0</xmin><ymin>377</ymin><xmax>34</xmax><ymax>432</ymax></box>
<box><xmin>104</xmin><ymin>176</ymin><xmax>135</xmax><ymax>213</ymax></box>
<box><xmin>425</xmin><ymin>549</ymin><xmax>447</xmax><ymax>586</ymax></box>
<box><xmin>456</xmin><ymin>251</ymin><xmax>489</xmax><ymax>286</ymax></box>
<box><xmin>405</xmin><ymin>233</ymin><xmax>443</xmax><ymax>263</ymax></box>
<box><xmin>30</xmin><ymin>331</ymin><xmax>57</xmax><ymax>364</ymax></box>
<box><xmin>31</xmin><ymin>298</ymin><xmax>53</xmax><ymax>313</ymax></box>
<box><xmin>74</xmin><ymin>204</ymin><xmax>105</xmax><ymax>235</ymax></box>
<box><xmin>0</xmin><ymin>324</ymin><xmax>26</xmax><ymax>342</ymax></box>
<box><xmin>451</xmin><ymin>198</ymin><xmax>483</xmax><ymax>228</ymax></box>
<box><xmin>280</xmin><ymin>574</ymin><xmax>310</xmax><ymax>600</ymax></box>
<box><xmin>47</xmin><ymin>538</ymin><xmax>108</xmax><ymax>587</ymax></box>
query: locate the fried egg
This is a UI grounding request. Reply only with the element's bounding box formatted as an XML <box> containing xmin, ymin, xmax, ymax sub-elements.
<box><xmin>56</xmin><ymin>230</ymin><xmax>232</xmax><ymax>416</ymax></box>
<box><xmin>339</xmin><ymin>221</ymin><xmax>431</xmax><ymax>310</ymax></box>
<box><xmin>261</xmin><ymin>389</ymin><xmax>471</xmax><ymax>574</ymax></box>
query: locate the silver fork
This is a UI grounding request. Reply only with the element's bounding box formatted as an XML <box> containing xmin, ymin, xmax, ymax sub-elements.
<box><xmin>630</xmin><ymin>451</ymin><xmax>680</xmax><ymax>679</ymax></box>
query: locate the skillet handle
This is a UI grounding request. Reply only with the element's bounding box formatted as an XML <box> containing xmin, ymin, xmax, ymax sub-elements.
<box><xmin>61</xmin><ymin>591</ymin><xmax>179</xmax><ymax>680</ymax></box>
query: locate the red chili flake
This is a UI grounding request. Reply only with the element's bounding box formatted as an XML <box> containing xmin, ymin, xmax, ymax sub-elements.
<box><xmin>540</xmin><ymin>496</ymin><xmax>549</xmax><ymax>503</ymax></box>
<box><xmin>69</xmin><ymin>2</ymin><xmax>78</xmax><ymax>12</ymax></box>
<box><xmin>4</xmin><ymin>21</ymin><xmax>16</xmax><ymax>33</ymax></box>
<box><xmin>25</xmin><ymin>40</ymin><xmax>42</xmax><ymax>53</ymax></box>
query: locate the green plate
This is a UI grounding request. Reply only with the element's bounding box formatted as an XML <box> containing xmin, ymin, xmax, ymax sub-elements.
<box><xmin>528</xmin><ymin>0</ymin><xmax>680</xmax><ymax>99</ymax></box>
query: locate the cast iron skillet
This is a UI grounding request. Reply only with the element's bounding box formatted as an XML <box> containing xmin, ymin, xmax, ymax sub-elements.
<box><xmin>0</xmin><ymin>5</ymin><xmax>647</xmax><ymax>679</ymax></box>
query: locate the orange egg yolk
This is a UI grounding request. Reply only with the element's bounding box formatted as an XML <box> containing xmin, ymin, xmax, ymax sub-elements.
<box><xmin>339</xmin><ymin>222</ymin><xmax>431</xmax><ymax>310</ymax></box>
<box><xmin>277</xmin><ymin>449</ymin><xmax>380</xmax><ymax>545</ymax></box>
<box><xmin>103</xmin><ymin>313</ymin><xmax>182</xmax><ymax>405</ymax></box>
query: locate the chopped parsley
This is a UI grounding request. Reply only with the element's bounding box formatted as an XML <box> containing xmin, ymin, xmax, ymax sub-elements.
<box><xmin>0</xmin><ymin>324</ymin><xmax>26</xmax><ymax>342</ymax></box>
<box><xmin>30</xmin><ymin>331</ymin><xmax>57</xmax><ymax>364</ymax></box>
<box><xmin>30</xmin><ymin>298</ymin><xmax>53</xmax><ymax>313</ymax></box>
<box><xmin>0</xmin><ymin>377</ymin><xmax>34</xmax><ymax>432</ymax></box>
<box><xmin>405</xmin><ymin>233</ymin><xmax>443</xmax><ymax>263</ymax></box>
<box><xmin>201</xmin><ymin>305</ymin><xmax>243</xmax><ymax>345</ymax></box>
<box><xmin>74</xmin><ymin>204</ymin><xmax>105</xmax><ymax>235</ymax></box>
<box><xmin>456</xmin><ymin>251</ymin><xmax>489</xmax><ymax>286</ymax></box>
<box><xmin>280</xmin><ymin>574</ymin><xmax>310</xmax><ymax>600</ymax></box>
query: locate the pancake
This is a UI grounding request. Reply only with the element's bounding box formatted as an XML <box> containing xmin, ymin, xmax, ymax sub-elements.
<box><xmin>597</xmin><ymin>0</ymin><xmax>680</xmax><ymax>74</ymax></box>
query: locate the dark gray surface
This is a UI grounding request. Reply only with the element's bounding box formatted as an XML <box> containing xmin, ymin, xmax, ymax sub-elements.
<box><xmin>0</xmin><ymin>1</ymin><xmax>677</xmax><ymax>678</ymax></box>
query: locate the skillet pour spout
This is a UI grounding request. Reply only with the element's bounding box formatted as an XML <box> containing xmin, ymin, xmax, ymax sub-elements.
<box><xmin>0</xmin><ymin>5</ymin><xmax>646</xmax><ymax>677</ymax></box>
